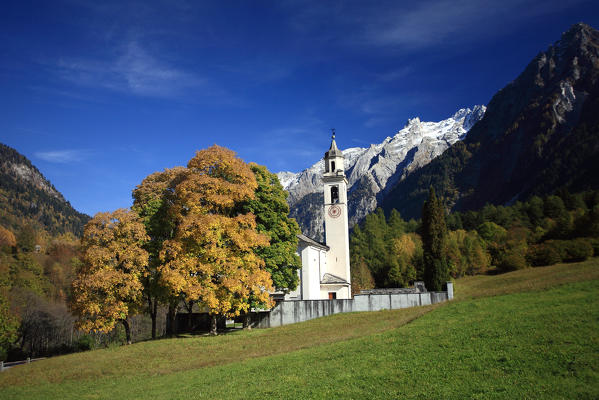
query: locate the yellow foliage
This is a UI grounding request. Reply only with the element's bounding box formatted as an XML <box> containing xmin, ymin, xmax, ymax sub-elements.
<box><xmin>71</xmin><ymin>209</ymin><xmax>149</xmax><ymax>333</ymax></box>
<box><xmin>392</xmin><ymin>234</ymin><xmax>417</xmax><ymax>259</ymax></box>
<box><xmin>132</xmin><ymin>166</ymin><xmax>186</xmax><ymax>210</ymax></box>
<box><xmin>160</xmin><ymin>146</ymin><xmax>273</xmax><ymax>318</ymax></box>
<box><xmin>0</xmin><ymin>225</ymin><xmax>16</xmax><ymax>248</ymax></box>
<box><xmin>389</xmin><ymin>233</ymin><xmax>421</xmax><ymax>287</ymax></box>
<box><xmin>447</xmin><ymin>229</ymin><xmax>491</xmax><ymax>277</ymax></box>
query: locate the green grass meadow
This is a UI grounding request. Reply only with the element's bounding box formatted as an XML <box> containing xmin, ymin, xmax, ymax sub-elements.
<box><xmin>2</xmin><ymin>259</ymin><xmax>598</xmax><ymax>399</ymax></box>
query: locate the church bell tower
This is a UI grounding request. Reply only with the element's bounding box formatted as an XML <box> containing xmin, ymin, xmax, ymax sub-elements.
<box><xmin>323</xmin><ymin>130</ymin><xmax>351</xmax><ymax>296</ymax></box>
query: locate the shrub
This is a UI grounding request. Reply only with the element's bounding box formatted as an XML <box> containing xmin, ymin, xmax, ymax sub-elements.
<box><xmin>543</xmin><ymin>239</ymin><xmax>594</xmax><ymax>263</ymax></box>
<box><xmin>74</xmin><ymin>334</ymin><xmax>94</xmax><ymax>352</ymax></box>
<box><xmin>562</xmin><ymin>238</ymin><xmax>594</xmax><ymax>262</ymax></box>
<box><xmin>589</xmin><ymin>238</ymin><xmax>599</xmax><ymax>256</ymax></box>
<box><xmin>497</xmin><ymin>250</ymin><xmax>529</xmax><ymax>272</ymax></box>
<box><xmin>527</xmin><ymin>243</ymin><xmax>562</xmax><ymax>267</ymax></box>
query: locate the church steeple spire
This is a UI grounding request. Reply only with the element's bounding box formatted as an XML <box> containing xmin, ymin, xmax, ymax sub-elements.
<box><xmin>325</xmin><ymin>128</ymin><xmax>342</xmax><ymax>159</ymax></box>
<box><xmin>324</xmin><ymin>129</ymin><xmax>344</xmax><ymax>175</ymax></box>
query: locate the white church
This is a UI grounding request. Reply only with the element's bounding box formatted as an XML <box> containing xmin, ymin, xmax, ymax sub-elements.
<box><xmin>284</xmin><ymin>133</ymin><xmax>352</xmax><ymax>300</ymax></box>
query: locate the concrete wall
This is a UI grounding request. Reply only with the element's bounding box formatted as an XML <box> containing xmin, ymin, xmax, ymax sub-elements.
<box><xmin>248</xmin><ymin>284</ymin><xmax>452</xmax><ymax>329</ymax></box>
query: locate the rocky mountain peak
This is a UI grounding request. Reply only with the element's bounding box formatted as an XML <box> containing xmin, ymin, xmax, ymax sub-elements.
<box><xmin>0</xmin><ymin>143</ymin><xmax>89</xmax><ymax>235</ymax></box>
<box><xmin>0</xmin><ymin>144</ymin><xmax>64</xmax><ymax>201</ymax></box>
<box><xmin>278</xmin><ymin>106</ymin><xmax>486</xmax><ymax>240</ymax></box>
<box><xmin>406</xmin><ymin>117</ymin><xmax>421</xmax><ymax>127</ymax></box>
<box><xmin>381</xmin><ymin>23</ymin><xmax>599</xmax><ymax>220</ymax></box>
<box><xmin>558</xmin><ymin>22</ymin><xmax>597</xmax><ymax>53</ymax></box>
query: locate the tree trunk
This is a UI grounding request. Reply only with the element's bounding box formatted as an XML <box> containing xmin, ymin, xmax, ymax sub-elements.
<box><xmin>120</xmin><ymin>319</ymin><xmax>132</xmax><ymax>345</ymax></box>
<box><xmin>185</xmin><ymin>300</ymin><xmax>194</xmax><ymax>332</ymax></box>
<box><xmin>151</xmin><ymin>299</ymin><xmax>157</xmax><ymax>340</ymax></box>
<box><xmin>243</xmin><ymin>313</ymin><xmax>252</xmax><ymax>330</ymax></box>
<box><xmin>148</xmin><ymin>296</ymin><xmax>158</xmax><ymax>340</ymax></box>
<box><xmin>166</xmin><ymin>303</ymin><xmax>179</xmax><ymax>337</ymax></box>
<box><xmin>210</xmin><ymin>314</ymin><xmax>218</xmax><ymax>336</ymax></box>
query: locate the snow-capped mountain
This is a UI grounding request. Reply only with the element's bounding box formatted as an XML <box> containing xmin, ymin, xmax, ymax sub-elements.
<box><xmin>382</xmin><ymin>23</ymin><xmax>599</xmax><ymax>220</ymax></box>
<box><xmin>277</xmin><ymin>105</ymin><xmax>486</xmax><ymax>241</ymax></box>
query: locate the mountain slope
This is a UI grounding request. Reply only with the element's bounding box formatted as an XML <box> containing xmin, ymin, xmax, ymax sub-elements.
<box><xmin>382</xmin><ymin>23</ymin><xmax>599</xmax><ymax>219</ymax></box>
<box><xmin>0</xmin><ymin>143</ymin><xmax>89</xmax><ymax>235</ymax></box>
<box><xmin>278</xmin><ymin>106</ymin><xmax>486</xmax><ymax>240</ymax></box>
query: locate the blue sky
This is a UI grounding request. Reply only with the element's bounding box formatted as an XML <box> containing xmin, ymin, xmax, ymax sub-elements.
<box><xmin>2</xmin><ymin>0</ymin><xmax>598</xmax><ymax>216</ymax></box>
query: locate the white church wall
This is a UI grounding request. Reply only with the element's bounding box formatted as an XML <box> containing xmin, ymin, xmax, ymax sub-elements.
<box><xmin>299</xmin><ymin>245</ymin><xmax>325</xmax><ymax>300</ymax></box>
<box><xmin>318</xmin><ymin>249</ymin><xmax>327</xmax><ymax>281</ymax></box>
<box><xmin>319</xmin><ymin>285</ymin><xmax>350</xmax><ymax>300</ymax></box>
<box><xmin>283</xmin><ymin>268</ymin><xmax>302</xmax><ymax>300</ymax></box>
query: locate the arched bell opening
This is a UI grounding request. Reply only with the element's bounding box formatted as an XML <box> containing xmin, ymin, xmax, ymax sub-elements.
<box><xmin>331</xmin><ymin>185</ymin><xmax>339</xmax><ymax>203</ymax></box>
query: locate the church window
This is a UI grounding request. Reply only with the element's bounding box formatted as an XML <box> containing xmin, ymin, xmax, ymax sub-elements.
<box><xmin>331</xmin><ymin>161</ymin><xmax>336</xmax><ymax>172</ymax></box>
<box><xmin>328</xmin><ymin>292</ymin><xmax>337</xmax><ymax>300</ymax></box>
<box><xmin>331</xmin><ymin>186</ymin><xmax>339</xmax><ymax>203</ymax></box>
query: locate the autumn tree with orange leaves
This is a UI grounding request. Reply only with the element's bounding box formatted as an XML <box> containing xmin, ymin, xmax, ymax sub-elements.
<box><xmin>0</xmin><ymin>226</ymin><xmax>17</xmax><ymax>250</ymax></box>
<box><xmin>71</xmin><ymin>209</ymin><xmax>149</xmax><ymax>344</ymax></box>
<box><xmin>72</xmin><ymin>145</ymin><xmax>280</xmax><ymax>339</ymax></box>
<box><xmin>159</xmin><ymin>145</ymin><xmax>273</xmax><ymax>335</ymax></box>
<box><xmin>132</xmin><ymin>166</ymin><xmax>186</xmax><ymax>339</ymax></box>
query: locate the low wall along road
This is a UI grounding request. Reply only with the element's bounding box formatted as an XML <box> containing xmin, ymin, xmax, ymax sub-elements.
<box><xmin>248</xmin><ymin>282</ymin><xmax>453</xmax><ymax>329</ymax></box>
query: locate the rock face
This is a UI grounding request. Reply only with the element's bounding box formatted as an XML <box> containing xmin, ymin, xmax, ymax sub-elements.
<box><xmin>0</xmin><ymin>143</ymin><xmax>89</xmax><ymax>235</ymax></box>
<box><xmin>277</xmin><ymin>106</ymin><xmax>486</xmax><ymax>240</ymax></box>
<box><xmin>382</xmin><ymin>23</ymin><xmax>599</xmax><ymax>219</ymax></box>
<box><xmin>8</xmin><ymin>161</ymin><xmax>64</xmax><ymax>201</ymax></box>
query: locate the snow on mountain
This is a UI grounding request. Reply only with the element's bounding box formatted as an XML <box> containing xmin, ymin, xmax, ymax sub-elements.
<box><xmin>277</xmin><ymin>105</ymin><xmax>486</xmax><ymax>241</ymax></box>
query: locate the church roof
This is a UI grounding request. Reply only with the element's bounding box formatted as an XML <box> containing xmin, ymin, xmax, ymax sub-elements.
<box><xmin>325</xmin><ymin>134</ymin><xmax>343</xmax><ymax>159</ymax></box>
<box><xmin>320</xmin><ymin>273</ymin><xmax>349</xmax><ymax>285</ymax></box>
<box><xmin>297</xmin><ymin>233</ymin><xmax>329</xmax><ymax>250</ymax></box>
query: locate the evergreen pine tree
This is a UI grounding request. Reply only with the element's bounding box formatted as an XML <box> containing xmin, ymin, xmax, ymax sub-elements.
<box><xmin>387</xmin><ymin>209</ymin><xmax>406</xmax><ymax>238</ymax></box>
<box><xmin>421</xmin><ymin>187</ymin><xmax>449</xmax><ymax>291</ymax></box>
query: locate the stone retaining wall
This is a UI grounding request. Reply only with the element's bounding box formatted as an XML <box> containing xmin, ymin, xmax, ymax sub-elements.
<box><xmin>248</xmin><ymin>282</ymin><xmax>453</xmax><ymax>329</ymax></box>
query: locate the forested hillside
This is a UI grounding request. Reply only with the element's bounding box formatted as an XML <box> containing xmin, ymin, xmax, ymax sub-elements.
<box><xmin>382</xmin><ymin>23</ymin><xmax>599</xmax><ymax>219</ymax></box>
<box><xmin>0</xmin><ymin>143</ymin><xmax>92</xmax><ymax>361</ymax></box>
<box><xmin>0</xmin><ymin>143</ymin><xmax>89</xmax><ymax>236</ymax></box>
<box><xmin>352</xmin><ymin>189</ymin><xmax>599</xmax><ymax>293</ymax></box>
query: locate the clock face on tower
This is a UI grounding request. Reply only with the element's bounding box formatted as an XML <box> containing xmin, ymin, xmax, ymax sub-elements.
<box><xmin>328</xmin><ymin>204</ymin><xmax>341</xmax><ymax>218</ymax></box>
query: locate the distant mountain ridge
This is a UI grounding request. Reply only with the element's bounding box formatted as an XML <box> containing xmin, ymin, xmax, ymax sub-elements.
<box><xmin>382</xmin><ymin>22</ymin><xmax>599</xmax><ymax>219</ymax></box>
<box><xmin>277</xmin><ymin>106</ymin><xmax>486</xmax><ymax>240</ymax></box>
<box><xmin>0</xmin><ymin>143</ymin><xmax>89</xmax><ymax>235</ymax></box>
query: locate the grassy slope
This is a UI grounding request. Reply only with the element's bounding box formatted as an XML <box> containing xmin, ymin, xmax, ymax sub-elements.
<box><xmin>2</xmin><ymin>259</ymin><xmax>598</xmax><ymax>399</ymax></box>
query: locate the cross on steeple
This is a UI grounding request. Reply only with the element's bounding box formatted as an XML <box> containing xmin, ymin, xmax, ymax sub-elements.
<box><xmin>331</xmin><ymin>128</ymin><xmax>335</xmax><ymax>140</ymax></box>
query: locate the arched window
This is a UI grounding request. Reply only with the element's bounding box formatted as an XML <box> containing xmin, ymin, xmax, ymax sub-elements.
<box><xmin>331</xmin><ymin>186</ymin><xmax>339</xmax><ymax>203</ymax></box>
<box><xmin>331</xmin><ymin>161</ymin><xmax>336</xmax><ymax>172</ymax></box>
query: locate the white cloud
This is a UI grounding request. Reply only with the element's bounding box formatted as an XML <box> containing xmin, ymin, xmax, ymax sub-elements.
<box><xmin>54</xmin><ymin>40</ymin><xmax>203</xmax><ymax>98</ymax></box>
<box><xmin>285</xmin><ymin>0</ymin><xmax>589</xmax><ymax>50</ymax></box>
<box><xmin>35</xmin><ymin>149</ymin><xmax>91</xmax><ymax>163</ymax></box>
<box><xmin>114</xmin><ymin>41</ymin><xmax>202</xmax><ymax>96</ymax></box>
<box><xmin>369</xmin><ymin>0</ymin><xmax>589</xmax><ymax>49</ymax></box>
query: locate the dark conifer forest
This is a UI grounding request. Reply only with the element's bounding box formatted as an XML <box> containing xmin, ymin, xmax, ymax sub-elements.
<box><xmin>351</xmin><ymin>189</ymin><xmax>599</xmax><ymax>293</ymax></box>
